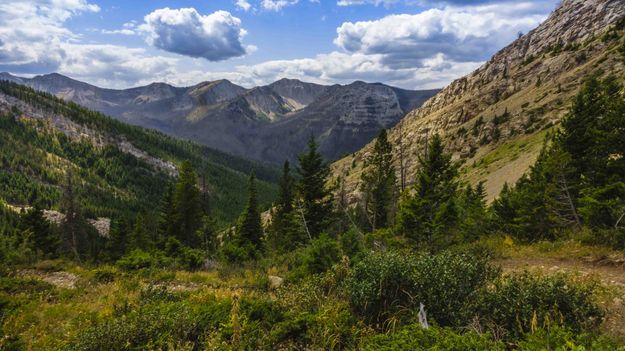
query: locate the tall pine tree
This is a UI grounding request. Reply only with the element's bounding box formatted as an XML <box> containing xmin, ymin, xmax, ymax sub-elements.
<box><xmin>268</xmin><ymin>161</ymin><xmax>306</xmax><ymax>252</ymax></box>
<box><xmin>360</xmin><ymin>129</ymin><xmax>397</xmax><ymax>230</ymax></box>
<box><xmin>171</xmin><ymin>161</ymin><xmax>202</xmax><ymax>247</ymax></box>
<box><xmin>397</xmin><ymin>134</ymin><xmax>459</xmax><ymax>247</ymax></box>
<box><xmin>18</xmin><ymin>206</ymin><xmax>58</xmax><ymax>258</ymax></box>
<box><xmin>297</xmin><ymin>137</ymin><xmax>333</xmax><ymax>237</ymax></box>
<box><xmin>237</xmin><ymin>173</ymin><xmax>263</xmax><ymax>252</ymax></box>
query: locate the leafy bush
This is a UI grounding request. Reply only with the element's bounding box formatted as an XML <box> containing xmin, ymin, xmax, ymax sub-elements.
<box><xmin>345</xmin><ymin>251</ymin><xmax>499</xmax><ymax>328</ymax></box>
<box><xmin>177</xmin><ymin>247</ymin><xmax>205</xmax><ymax>271</ymax></box>
<box><xmin>475</xmin><ymin>272</ymin><xmax>604</xmax><ymax>339</ymax></box>
<box><xmin>138</xmin><ymin>285</ymin><xmax>180</xmax><ymax>305</ymax></box>
<box><xmin>91</xmin><ymin>267</ymin><xmax>118</xmax><ymax>284</ymax></box>
<box><xmin>517</xmin><ymin>326</ymin><xmax>624</xmax><ymax>350</ymax></box>
<box><xmin>116</xmin><ymin>250</ymin><xmax>157</xmax><ymax>270</ymax></box>
<box><xmin>339</xmin><ymin>227</ymin><xmax>364</xmax><ymax>259</ymax></box>
<box><xmin>67</xmin><ymin>296</ymin><xmax>231</xmax><ymax>351</ymax></box>
<box><xmin>303</xmin><ymin>234</ymin><xmax>341</xmax><ymax>275</ymax></box>
<box><xmin>0</xmin><ymin>277</ymin><xmax>55</xmax><ymax>295</ymax></box>
<box><xmin>360</xmin><ymin>325</ymin><xmax>505</xmax><ymax>351</ymax></box>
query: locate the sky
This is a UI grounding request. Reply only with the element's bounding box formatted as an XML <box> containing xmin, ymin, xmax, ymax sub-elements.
<box><xmin>0</xmin><ymin>0</ymin><xmax>560</xmax><ymax>90</ymax></box>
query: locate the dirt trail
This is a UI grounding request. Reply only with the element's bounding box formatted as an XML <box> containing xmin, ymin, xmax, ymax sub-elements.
<box><xmin>495</xmin><ymin>256</ymin><xmax>625</xmax><ymax>287</ymax></box>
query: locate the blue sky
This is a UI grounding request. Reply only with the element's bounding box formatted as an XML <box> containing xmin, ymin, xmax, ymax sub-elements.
<box><xmin>0</xmin><ymin>0</ymin><xmax>559</xmax><ymax>89</ymax></box>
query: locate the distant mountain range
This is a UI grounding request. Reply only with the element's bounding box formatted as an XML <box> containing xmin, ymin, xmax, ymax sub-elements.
<box><xmin>0</xmin><ymin>73</ymin><xmax>438</xmax><ymax>164</ymax></box>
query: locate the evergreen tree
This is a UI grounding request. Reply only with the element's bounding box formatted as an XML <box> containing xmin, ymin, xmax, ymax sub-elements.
<box><xmin>60</xmin><ymin>169</ymin><xmax>85</xmax><ymax>261</ymax></box>
<box><xmin>197</xmin><ymin>215</ymin><xmax>218</xmax><ymax>257</ymax></box>
<box><xmin>360</xmin><ymin>129</ymin><xmax>397</xmax><ymax>230</ymax></box>
<box><xmin>237</xmin><ymin>173</ymin><xmax>263</xmax><ymax>253</ymax></box>
<box><xmin>559</xmin><ymin>76</ymin><xmax>625</xmax><ymax>187</ymax></box>
<box><xmin>105</xmin><ymin>216</ymin><xmax>130</xmax><ymax>260</ymax></box>
<box><xmin>171</xmin><ymin>161</ymin><xmax>202</xmax><ymax>247</ymax></box>
<box><xmin>559</xmin><ymin>76</ymin><xmax>625</xmax><ymax>229</ymax></box>
<box><xmin>267</xmin><ymin>161</ymin><xmax>306</xmax><ymax>252</ymax></box>
<box><xmin>18</xmin><ymin>206</ymin><xmax>59</xmax><ymax>258</ymax></box>
<box><xmin>396</xmin><ymin>134</ymin><xmax>459</xmax><ymax>247</ymax></box>
<box><xmin>129</xmin><ymin>212</ymin><xmax>150</xmax><ymax>251</ymax></box>
<box><xmin>457</xmin><ymin>182</ymin><xmax>488</xmax><ymax>242</ymax></box>
<box><xmin>277</xmin><ymin>161</ymin><xmax>295</xmax><ymax>215</ymax></box>
<box><xmin>297</xmin><ymin>137</ymin><xmax>333</xmax><ymax>237</ymax></box>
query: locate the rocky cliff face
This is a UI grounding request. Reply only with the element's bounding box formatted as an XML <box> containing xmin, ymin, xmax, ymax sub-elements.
<box><xmin>333</xmin><ymin>0</ymin><xmax>625</xmax><ymax>201</ymax></box>
<box><xmin>0</xmin><ymin>74</ymin><xmax>437</xmax><ymax>164</ymax></box>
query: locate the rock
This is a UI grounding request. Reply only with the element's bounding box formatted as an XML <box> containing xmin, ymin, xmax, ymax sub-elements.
<box><xmin>268</xmin><ymin>275</ymin><xmax>284</xmax><ymax>290</ymax></box>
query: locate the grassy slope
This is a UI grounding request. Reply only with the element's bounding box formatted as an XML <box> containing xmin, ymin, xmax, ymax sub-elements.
<box><xmin>332</xmin><ymin>22</ymin><xmax>625</xmax><ymax>202</ymax></box>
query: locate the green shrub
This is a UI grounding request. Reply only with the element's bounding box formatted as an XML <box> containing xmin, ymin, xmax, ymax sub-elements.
<box><xmin>177</xmin><ymin>247</ymin><xmax>205</xmax><ymax>271</ymax></box>
<box><xmin>116</xmin><ymin>249</ymin><xmax>156</xmax><ymax>270</ymax></box>
<box><xmin>345</xmin><ymin>251</ymin><xmax>499</xmax><ymax>328</ymax></box>
<box><xmin>518</xmin><ymin>326</ymin><xmax>624</xmax><ymax>350</ymax></box>
<box><xmin>339</xmin><ymin>227</ymin><xmax>364</xmax><ymax>259</ymax></box>
<box><xmin>67</xmin><ymin>296</ymin><xmax>231</xmax><ymax>351</ymax></box>
<box><xmin>91</xmin><ymin>267</ymin><xmax>118</xmax><ymax>284</ymax></box>
<box><xmin>303</xmin><ymin>234</ymin><xmax>341</xmax><ymax>275</ymax></box>
<box><xmin>475</xmin><ymin>272</ymin><xmax>604</xmax><ymax>339</ymax></box>
<box><xmin>138</xmin><ymin>285</ymin><xmax>180</xmax><ymax>305</ymax></box>
<box><xmin>361</xmin><ymin>324</ymin><xmax>505</xmax><ymax>351</ymax></box>
<box><xmin>0</xmin><ymin>277</ymin><xmax>54</xmax><ymax>295</ymax></box>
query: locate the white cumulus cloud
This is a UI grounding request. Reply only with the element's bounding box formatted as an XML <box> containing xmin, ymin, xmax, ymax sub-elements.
<box><xmin>335</xmin><ymin>2</ymin><xmax>550</xmax><ymax>67</ymax></box>
<box><xmin>261</xmin><ymin>0</ymin><xmax>300</xmax><ymax>11</ymax></box>
<box><xmin>139</xmin><ymin>8</ymin><xmax>250</xmax><ymax>61</ymax></box>
<box><xmin>236</xmin><ymin>0</ymin><xmax>253</xmax><ymax>11</ymax></box>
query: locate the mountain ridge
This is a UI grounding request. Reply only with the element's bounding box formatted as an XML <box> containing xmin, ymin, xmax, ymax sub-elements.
<box><xmin>0</xmin><ymin>72</ymin><xmax>438</xmax><ymax>164</ymax></box>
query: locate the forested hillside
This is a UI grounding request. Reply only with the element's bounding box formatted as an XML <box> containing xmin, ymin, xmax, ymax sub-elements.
<box><xmin>0</xmin><ymin>81</ymin><xmax>279</xmax><ymax>223</ymax></box>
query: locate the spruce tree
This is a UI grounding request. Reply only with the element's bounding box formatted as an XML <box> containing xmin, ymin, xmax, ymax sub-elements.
<box><xmin>237</xmin><ymin>173</ymin><xmax>263</xmax><ymax>252</ymax></box>
<box><xmin>559</xmin><ymin>76</ymin><xmax>625</xmax><ymax>229</ymax></box>
<box><xmin>18</xmin><ymin>206</ymin><xmax>58</xmax><ymax>257</ymax></box>
<box><xmin>360</xmin><ymin>129</ymin><xmax>397</xmax><ymax>230</ymax></box>
<box><xmin>60</xmin><ymin>169</ymin><xmax>85</xmax><ymax>261</ymax></box>
<box><xmin>197</xmin><ymin>215</ymin><xmax>218</xmax><ymax>256</ymax></box>
<box><xmin>297</xmin><ymin>137</ymin><xmax>333</xmax><ymax>237</ymax></box>
<box><xmin>129</xmin><ymin>212</ymin><xmax>150</xmax><ymax>250</ymax></box>
<box><xmin>277</xmin><ymin>161</ymin><xmax>295</xmax><ymax>215</ymax></box>
<box><xmin>268</xmin><ymin>161</ymin><xmax>306</xmax><ymax>252</ymax></box>
<box><xmin>171</xmin><ymin>161</ymin><xmax>202</xmax><ymax>247</ymax></box>
<box><xmin>458</xmin><ymin>182</ymin><xmax>487</xmax><ymax>242</ymax></box>
<box><xmin>397</xmin><ymin>134</ymin><xmax>459</xmax><ymax>247</ymax></box>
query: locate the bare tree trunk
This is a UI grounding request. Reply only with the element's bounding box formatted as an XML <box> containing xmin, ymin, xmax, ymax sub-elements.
<box><xmin>560</xmin><ymin>175</ymin><xmax>582</xmax><ymax>230</ymax></box>
<box><xmin>398</xmin><ymin>123</ymin><xmax>406</xmax><ymax>192</ymax></box>
<box><xmin>297</xmin><ymin>200</ymin><xmax>312</xmax><ymax>241</ymax></box>
<box><xmin>616</xmin><ymin>212</ymin><xmax>625</xmax><ymax>229</ymax></box>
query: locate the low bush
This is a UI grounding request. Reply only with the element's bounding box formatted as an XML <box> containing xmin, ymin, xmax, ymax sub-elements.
<box><xmin>91</xmin><ymin>267</ymin><xmax>118</xmax><ymax>284</ymax></box>
<box><xmin>360</xmin><ymin>324</ymin><xmax>505</xmax><ymax>351</ymax></box>
<box><xmin>302</xmin><ymin>234</ymin><xmax>341</xmax><ymax>275</ymax></box>
<box><xmin>0</xmin><ymin>277</ymin><xmax>55</xmax><ymax>295</ymax></box>
<box><xmin>475</xmin><ymin>272</ymin><xmax>604</xmax><ymax>339</ymax></box>
<box><xmin>345</xmin><ymin>251</ymin><xmax>499</xmax><ymax>328</ymax></box>
<box><xmin>517</xmin><ymin>326</ymin><xmax>624</xmax><ymax>350</ymax></box>
<box><xmin>116</xmin><ymin>249</ymin><xmax>157</xmax><ymax>270</ymax></box>
<box><xmin>67</xmin><ymin>296</ymin><xmax>231</xmax><ymax>351</ymax></box>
